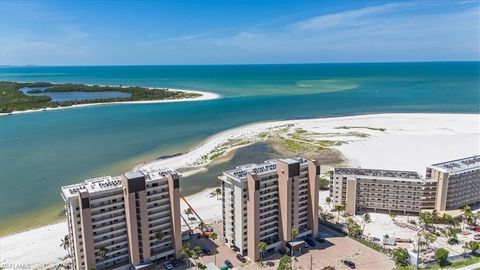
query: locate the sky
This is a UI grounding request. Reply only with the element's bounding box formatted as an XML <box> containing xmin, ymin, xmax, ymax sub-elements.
<box><xmin>0</xmin><ymin>0</ymin><xmax>479</xmax><ymax>65</ymax></box>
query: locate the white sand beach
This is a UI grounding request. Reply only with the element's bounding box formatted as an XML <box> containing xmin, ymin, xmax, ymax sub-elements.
<box><xmin>0</xmin><ymin>88</ymin><xmax>220</xmax><ymax>117</ymax></box>
<box><xmin>1</xmin><ymin>113</ymin><xmax>479</xmax><ymax>269</ymax></box>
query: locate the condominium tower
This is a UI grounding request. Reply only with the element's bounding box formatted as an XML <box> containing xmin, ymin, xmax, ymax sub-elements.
<box><xmin>61</xmin><ymin>169</ymin><xmax>182</xmax><ymax>270</ymax></box>
<box><xmin>330</xmin><ymin>155</ymin><xmax>480</xmax><ymax>215</ymax></box>
<box><xmin>427</xmin><ymin>155</ymin><xmax>480</xmax><ymax>211</ymax></box>
<box><xmin>219</xmin><ymin>158</ymin><xmax>320</xmax><ymax>261</ymax></box>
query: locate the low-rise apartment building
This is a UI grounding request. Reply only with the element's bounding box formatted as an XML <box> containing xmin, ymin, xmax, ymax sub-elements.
<box><xmin>219</xmin><ymin>157</ymin><xmax>320</xmax><ymax>261</ymax></box>
<box><xmin>330</xmin><ymin>168</ymin><xmax>437</xmax><ymax>215</ymax></box>
<box><xmin>61</xmin><ymin>169</ymin><xmax>182</xmax><ymax>270</ymax></box>
<box><xmin>330</xmin><ymin>155</ymin><xmax>480</xmax><ymax>215</ymax></box>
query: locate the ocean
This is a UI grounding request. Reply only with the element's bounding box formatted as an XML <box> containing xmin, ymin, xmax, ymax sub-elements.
<box><xmin>0</xmin><ymin>62</ymin><xmax>478</xmax><ymax>234</ymax></box>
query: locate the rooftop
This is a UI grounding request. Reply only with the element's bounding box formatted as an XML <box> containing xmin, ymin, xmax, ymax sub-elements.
<box><xmin>61</xmin><ymin>168</ymin><xmax>176</xmax><ymax>199</ymax></box>
<box><xmin>334</xmin><ymin>168</ymin><xmax>422</xmax><ymax>180</ymax></box>
<box><xmin>429</xmin><ymin>155</ymin><xmax>480</xmax><ymax>173</ymax></box>
<box><xmin>224</xmin><ymin>157</ymin><xmax>308</xmax><ymax>180</ymax></box>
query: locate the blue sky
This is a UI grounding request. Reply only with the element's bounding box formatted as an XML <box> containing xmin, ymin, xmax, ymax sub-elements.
<box><xmin>0</xmin><ymin>0</ymin><xmax>478</xmax><ymax>65</ymax></box>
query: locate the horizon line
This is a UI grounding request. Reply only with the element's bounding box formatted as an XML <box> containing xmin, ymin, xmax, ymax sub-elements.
<box><xmin>1</xmin><ymin>60</ymin><xmax>479</xmax><ymax>68</ymax></box>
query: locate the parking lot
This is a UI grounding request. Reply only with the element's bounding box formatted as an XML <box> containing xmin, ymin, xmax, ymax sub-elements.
<box><xmin>168</xmin><ymin>223</ymin><xmax>394</xmax><ymax>270</ymax></box>
<box><xmin>241</xmin><ymin>225</ymin><xmax>394</xmax><ymax>270</ymax></box>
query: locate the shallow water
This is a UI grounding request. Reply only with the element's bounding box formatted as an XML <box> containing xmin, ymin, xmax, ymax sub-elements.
<box><xmin>19</xmin><ymin>86</ymin><xmax>131</xmax><ymax>102</ymax></box>
<box><xmin>0</xmin><ymin>62</ymin><xmax>478</xmax><ymax>234</ymax></box>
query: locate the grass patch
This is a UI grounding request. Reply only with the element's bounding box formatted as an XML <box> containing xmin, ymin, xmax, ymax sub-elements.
<box><xmin>335</xmin><ymin>126</ymin><xmax>386</xmax><ymax>132</ymax></box>
<box><xmin>450</xmin><ymin>255</ymin><xmax>480</xmax><ymax>268</ymax></box>
<box><xmin>209</xmin><ymin>149</ymin><xmax>225</xmax><ymax>160</ymax></box>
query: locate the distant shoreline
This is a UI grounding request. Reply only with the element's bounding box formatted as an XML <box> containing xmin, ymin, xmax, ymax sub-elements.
<box><xmin>0</xmin><ymin>82</ymin><xmax>221</xmax><ymax>117</ymax></box>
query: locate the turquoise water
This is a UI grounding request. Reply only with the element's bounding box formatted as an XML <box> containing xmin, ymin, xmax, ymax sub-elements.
<box><xmin>20</xmin><ymin>87</ymin><xmax>131</xmax><ymax>102</ymax></box>
<box><xmin>0</xmin><ymin>62</ymin><xmax>478</xmax><ymax>230</ymax></box>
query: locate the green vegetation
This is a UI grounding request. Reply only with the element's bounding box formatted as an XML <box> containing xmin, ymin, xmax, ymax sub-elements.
<box><xmin>435</xmin><ymin>248</ymin><xmax>449</xmax><ymax>266</ymax></box>
<box><xmin>449</xmin><ymin>255</ymin><xmax>480</xmax><ymax>268</ymax></box>
<box><xmin>277</xmin><ymin>255</ymin><xmax>292</xmax><ymax>270</ymax></box>
<box><xmin>335</xmin><ymin>126</ymin><xmax>386</xmax><ymax>132</ymax></box>
<box><xmin>258</xmin><ymin>241</ymin><xmax>267</xmax><ymax>263</ymax></box>
<box><xmin>319</xmin><ymin>178</ymin><xmax>330</xmax><ymax>189</ymax></box>
<box><xmin>392</xmin><ymin>248</ymin><xmax>410</xmax><ymax>267</ymax></box>
<box><xmin>421</xmin><ymin>255</ymin><xmax>480</xmax><ymax>269</ymax></box>
<box><xmin>0</xmin><ymin>81</ymin><xmax>201</xmax><ymax>113</ymax></box>
<box><xmin>345</xmin><ymin>218</ymin><xmax>361</xmax><ymax>236</ymax></box>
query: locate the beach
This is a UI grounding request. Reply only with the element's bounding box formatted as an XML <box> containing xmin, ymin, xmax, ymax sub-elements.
<box><xmin>1</xmin><ymin>113</ymin><xmax>479</xmax><ymax>269</ymax></box>
<box><xmin>0</xmin><ymin>87</ymin><xmax>220</xmax><ymax>117</ymax></box>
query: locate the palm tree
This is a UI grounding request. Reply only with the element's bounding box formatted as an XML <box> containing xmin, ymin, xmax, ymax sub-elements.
<box><xmin>290</xmin><ymin>227</ymin><xmax>299</xmax><ymax>256</ymax></box>
<box><xmin>197</xmin><ymin>221</ymin><xmax>207</xmax><ymax>232</ymax></box>
<box><xmin>461</xmin><ymin>205</ymin><xmax>472</xmax><ymax>230</ymax></box>
<box><xmin>60</xmin><ymin>234</ymin><xmax>70</xmax><ymax>250</ymax></box>
<box><xmin>383</xmin><ymin>234</ymin><xmax>390</xmax><ymax>248</ymax></box>
<box><xmin>192</xmin><ymin>246</ymin><xmax>203</xmax><ymax>267</ymax></box>
<box><xmin>215</xmin><ymin>187</ymin><xmax>222</xmax><ymax>200</ymax></box>
<box><xmin>334</xmin><ymin>205</ymin><xmax>345</xmax><ymax>223</ymax></box>
<box><xmin>182</xmin><ymin>243</ymin><xmax>193</xmax><ymax>268</ymax></box>
<box><xmin>325</xmin><ymin>197</ymin><xmax>332</xmax><ymax>210</ymax></box>
<box><xmin>291</xmin><ymin>227</ymin><xmax>298</xmax><ymax>240</ymax></box>
<box><xmin>419</xmin><ymin>212</ymin><xmax>432</xmax><ymax>227</ymax></box>
<box><xmin>185</xmin><ymin>207</ymin><xmax>194</xmax><ymax>219</ymax></box>
<box><xmin>347</xmin><ymin>218</ymin><xmax>361</xmax><ymax>237</ymax></box>
<box><xmin>210</xmin><ymin>231</ymin><xmax>218</xmax><ymax>264</ymax></box>
<box><xmin>361</xmin><ymin>213</ymin><xmax>371</xmax><ymax>235</ymax></box>
<box><xmin>258</xmin><ymin>241</ymin><xmax>267</xmax><ymax>263</ymax></box>
<box><xmin>389</xmin><ymin>212</ymin><xmax>397</xmax><ymax>223</ymax></box>
<box><xmin>467</xmin><ymin>240</ymin><xmax>480</xmax><ymax>255</ymax></box>
<box><xmin>418</xmin><ymin>231</ymin><xmax>437</xmax><ymax>251</ymax></box>
<box><xmin>60</xmin><ymin>235</ymin><xmax>74</xmax><ymax>266</ymax></box>
<box><xmin>431</xmin><ymin>209</ymin><xmax>439</xmax><ymax>224</ymax></box>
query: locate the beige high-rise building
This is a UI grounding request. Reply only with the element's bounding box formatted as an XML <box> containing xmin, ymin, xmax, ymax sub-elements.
<box><xmin>219</xmin><ymin>158</ymin><xmax>320</xmax><ymax>261</ymax></box>
<box><xmin>330</xmin><ymin>168</ymin><xmax>437</xmax><ymax>215</ymax></box>
<box><xmin>426</xmin><ymin>155</ymin><xmax>480</xmax><ymax>211</ymax></box>
<box><xmin>61</xmin><ymin>169</ymin><xmax>182</xmax><ymax>270</ymax></box>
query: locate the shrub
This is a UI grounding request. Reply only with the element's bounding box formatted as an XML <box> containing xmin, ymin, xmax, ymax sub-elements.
<box><xmin>435</xmin><ymin>248</ymin><xmax>449</xmax><ymax>266</ymax></box>
<box><xmin>392</xmin><ymin>248</ymin><xmax>410</xmax><ymax>266</ymax></box>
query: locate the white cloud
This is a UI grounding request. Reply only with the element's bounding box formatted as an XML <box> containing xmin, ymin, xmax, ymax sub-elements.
<box><xmin>291</xmin><ymin>3</ymin><xmax>402</xmax><ymax>32</ymax></box>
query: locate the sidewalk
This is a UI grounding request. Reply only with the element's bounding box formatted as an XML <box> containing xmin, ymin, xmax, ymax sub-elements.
<box><xmin>456</xmin><ymin>262</ymin><xmax>480</xmax><ymax>270</ymax></box>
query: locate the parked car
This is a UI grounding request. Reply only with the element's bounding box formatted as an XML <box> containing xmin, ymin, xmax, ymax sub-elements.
<box><xmin>372</xmin><ymin>237</ymin><xmax>381</xmax><ymax>242</ymax></box>
<box><xmin>448</xmin><ymin>238</ymin><xmax>459</xmax><ymax>245</ymax></box>
<box><xmin>236</xmin><ymin>254</ymin><xmax>247</xmax><ymax>263</ymax></box>
<box><xmin>224</xmin><ymin>259</ymin><xmax>234</xmax><ymax>268</ymax></box>
<box><xmin>474</xmin><ymin>234</ymin><xmax>480</xmax><ymax>240</ymax></box>
<box><xmin>342</xmin><ymin>260</ymin><xmax>356</xmax><ymax>269</ymax></box>
<box><xmin>163</xmin><ymin>261</ymin><xmax>174</xmax><ymax>270</ymax></box>
<box><xmin>169</xmin><ymin>259</ymin><xmax>178</xmax><ymax>267</ymax></box>
<box><xmin>266</xmin><ymin>261</ymin><xmax>275</xmax><ymax>267</ymax></box>
<box><xmin>202</xmin><ymin>248</ymin><xmax>211</xmax><ymax>255</ymax></box>
<box><xmin>305</xmin><ymin>237</ymin><xmax>316</xmax><ymax>247</ymax></box>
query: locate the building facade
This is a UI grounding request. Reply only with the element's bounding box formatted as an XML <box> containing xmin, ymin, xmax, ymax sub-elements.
<box><xmin>330</xmin><ymin>155</ymin><xmax>480</xmax><ymax>215</ymax></box>
<box><xmin>219</xmin><ymin>158</ymin><xmax>320</xmax><ymax>261</ymax></box>
<box><xmin>427</xmin><ymin>155</ymin><xmax>480</xmax><ymax>211</ymax></box>
<box><xmin>61</xmin><ymin>169</ymin><xmax>182</xmax><ymax>270</ymax></box>
<box><xmin>330</xmin><ymin>168</ymin><xmax>437</xmax><ymax>215</ymax></box>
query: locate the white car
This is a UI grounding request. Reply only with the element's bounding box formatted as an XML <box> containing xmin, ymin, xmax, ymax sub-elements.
<box><xmin>474</xmin><ymin>234</ymin><xmax>480</xmax><ymax>240</ymax></box>
<box><xmin>163</xmin><ymin>261</ymin><xmax>174</xmax><ymax>270</ymax></box>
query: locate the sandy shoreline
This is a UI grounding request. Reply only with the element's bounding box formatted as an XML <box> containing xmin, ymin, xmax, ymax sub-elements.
<box><xmin>1</xmin><ymin>113</ymin><xmax>479</xmax><ymax>269</ymax></box>
<box><xmin>0</xmin><ymin>87</ymin><xmax>220</xmax><ymax>117</ymax></box>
